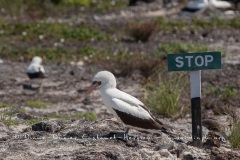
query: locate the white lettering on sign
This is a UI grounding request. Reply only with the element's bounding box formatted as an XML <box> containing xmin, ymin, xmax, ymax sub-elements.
<box><xmin>185</xmin><ymin>56</ymin><xmax>193</xmax><ymax>67</ymax></box>
<box><xmin>195</xmin><ymin>56</ymin><xmax>204</xmax><ymax>67</ymax></box>
<box><xmin>176</xmin><ymin>57</ymin><xmax>184</xmax><ymax>67</ymax></box>
<box><xmin>205</xmin><ymin>55</ymin><xmax>213</xmax><ymax>66</ymax></box>
<box><xmin>175</xmin><ymin>55</ymin><xmax>215</xmax><ymax>68</ymax></box>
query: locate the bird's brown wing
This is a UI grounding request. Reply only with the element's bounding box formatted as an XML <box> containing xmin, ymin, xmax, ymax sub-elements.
<box><xmin>140</xmin><ymin>104</ymin><xmax>173</xmax><ymax>131</ymax></box>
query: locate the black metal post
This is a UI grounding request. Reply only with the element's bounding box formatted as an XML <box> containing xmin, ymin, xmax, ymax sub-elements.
<box><xmin>191</xmin><ymin>97</ymin><xmax>202</xmax><ymax>147</ymax></box>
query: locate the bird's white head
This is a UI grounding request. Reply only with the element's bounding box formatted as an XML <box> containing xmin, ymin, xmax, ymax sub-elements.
<box><xmin>31</xmin><ymin>56</ymin><xmax>42</xmax><ymax>64</ymax></box>
<box><xmin>85</xmin><ymin>71</ymin><xmax>116</xmax><ymax>96</ymax></box>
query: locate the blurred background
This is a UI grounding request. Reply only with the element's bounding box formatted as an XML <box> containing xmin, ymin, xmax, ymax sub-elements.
<box><xmin>0</xmin><ymin>0</ymin><xmax>240</xmax><ymax>156</ymax></box>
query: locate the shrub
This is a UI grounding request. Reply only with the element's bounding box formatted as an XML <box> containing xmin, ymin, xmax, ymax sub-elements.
<box><xmin>154</xmin><ymin>41</ymin><xmax>210</xmax><ymax>58</ymax></box>
<box><xmin>63</xmin><ymin>0</ymin><xmax>90</xmax><ymax>7</ymax></box>
<box><xmin>229</xmin><ymin>121</ymin><xmax>240</xmax><ymax>149</ymax></box>
<box><xmin>46</xmin><ymin>112</ymin><xmax>97</xmax><ymax>120</ymax></box>
<box><xmin>26</xmin><ymin>100</ymin><xmax>52</xmax><ymax>108</ymax></box>
<box><xmin>127</xmin><ymin>20</ymin><xmax>156</xmax><ymax>42</ymax></box>
<box><xmin>144</xmin><ymin>72</ymin><xmax>187</xmax><ymax>117</ymax></box>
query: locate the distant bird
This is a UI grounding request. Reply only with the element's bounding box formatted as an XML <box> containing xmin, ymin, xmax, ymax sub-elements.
<box><xmin>209</xmin><ymin>0</ymin><xmax>233</xmax><ymax>10</ymax></box>
<box><xmin>26</xmin><ymin>56</ymin><xmax>45</xmax><ymax>93</ymax></box>
<box><xmin>85</xmin><ymin>71</ymin><xmax>169</xmax><ymax>135</ymax></box>
<box><xmin>181</xmin><ymin>0</ymin><xmax>209</xmax><ymax>15</ymax></box>
<box><xmin>181</xmin><ymin>0</ymin><xmax>234</xmax><ymax>15</ymax></box>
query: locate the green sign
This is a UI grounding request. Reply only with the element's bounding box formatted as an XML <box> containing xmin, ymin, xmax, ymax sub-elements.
<box><xmin>167</xmin><ymin>52</ymin><xmax>221</xmax><ymax>71</ymax></box>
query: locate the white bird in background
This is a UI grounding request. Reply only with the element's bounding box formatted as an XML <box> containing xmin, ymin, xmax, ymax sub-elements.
<box><xmin>181</xmin><ymin>0</ymin><xmax>209</xmax><ymax>15</ymax></box>
<box><xmin>85</xmin><ymin>71</ymin><xmax>169</xmax><ymax>135</ymax></box>
<box><xmin>26</xmin><ymin>56</ymin><xmax>46</xmax><ymax>93</ymax></box>
<box><xmin>209</xmin><ymin>0</ymin><xmax>232</xmax><ymax>9</ymax></box>
<box><xmin>181</xmin><ymin>0</ymin><xmax>234</xmax><ymax>15</ymax></box>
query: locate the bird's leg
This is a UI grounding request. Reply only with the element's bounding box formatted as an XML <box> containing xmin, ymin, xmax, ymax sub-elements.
<box><xmin>38</xmin><ymin>81</ymin><xmax>43</xmax><ymax>94</ymax></box>
<box><xmin>125</xmin><ymin>128</ymin><xmax>130</xmax><ymax>134</ymax></box>
<box><xmin>29</xmin><ymin>79</ymin><xmax>32</xmax><ymax>88</ymax></box>
<box><xmin>124</xmin><ymin>128</ymin><xmax>130</xmax><ymax>139</ymax></box>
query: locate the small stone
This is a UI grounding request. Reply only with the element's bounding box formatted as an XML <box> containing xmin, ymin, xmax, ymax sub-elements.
<box><xmin>139</xmin><ymin>148</ymin><xmax>154</xmax><ymax>158</ymax></box>
<box><xmin>32</xmin><ymin>120</ymin><xmax>65</xmax><ymax>133</ymax></box>
<box><xmin>183</xmin><ymin>151</ymin><xmax>194</xmax><ymax>160</ymax></box>
<box><xmin>126</xmin><ymin>140</ymin><xmax>138</xmax><ymax>147</ymax></box>
<box><xmin>154</xmin><ymin>143</ymin><xmax>174</xmax><ymax>151</ymax></box>
<box><xmin>159</xmin><ymin>149</ymin><xmax>170</xmax><ymax>157</ymax></box>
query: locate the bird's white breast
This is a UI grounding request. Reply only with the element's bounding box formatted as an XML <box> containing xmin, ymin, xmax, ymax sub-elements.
<box><xmin>27</xmin><ymin>64</ymin><xmax>45</xmax><ymax>73</ymax></box>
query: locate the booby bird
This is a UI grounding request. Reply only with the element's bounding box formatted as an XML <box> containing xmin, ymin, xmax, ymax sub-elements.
<box><xmin>26</xmin><ymin>56</ymin><xmax>45</xmax><ymax>92</ymax></box>
<box><xmin>85</xmin><ymin>71</ymin><xmax>168</xmax><ymax>134</ymax></box>
<box><xmin>181</xmin><ymin>0</ymin><xmax>209</xmax><ymax>15</ymax></box>
<box><xmin>209</xmin><ymin>0</ymin><xmax>233</xmax><ymax>10</ymax></box>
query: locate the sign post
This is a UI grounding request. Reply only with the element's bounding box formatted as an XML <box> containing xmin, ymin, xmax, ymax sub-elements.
<box><xmin>167</xmin><ymin>52</ymin><xmax>221</xmax><ymax>147</ymax></box>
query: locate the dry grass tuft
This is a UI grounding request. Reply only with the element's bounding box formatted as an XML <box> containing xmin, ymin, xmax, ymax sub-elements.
<box><xmin>127</xmin><ymin>20</ymin><xmax>156</xmax><ymax>42</ymax></box>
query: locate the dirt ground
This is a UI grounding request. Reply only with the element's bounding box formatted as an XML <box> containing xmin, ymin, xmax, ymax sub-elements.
<box><xmin>0</xmin><ymin>1</ymin><xmax>240</xmax><ymax>159</ymax></box>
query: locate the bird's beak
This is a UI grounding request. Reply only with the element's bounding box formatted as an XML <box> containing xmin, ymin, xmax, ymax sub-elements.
<box><xmin>84</xmin><ymin>82</ymin><xmax>101</xmax><ymax>97</ymax></box>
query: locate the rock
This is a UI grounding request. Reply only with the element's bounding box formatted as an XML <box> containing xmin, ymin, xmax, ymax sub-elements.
<box><xmin>0</xmin><ymin>132</ymin><xmax>10</xmax><ymax>141</ymax></box>
<box><xmin>210</xmin><ymin>147</ymin><xmax>240</xmax><ymax>160</ymax></box>
<box><xmin>203</xmin><ymin>131</ymin><xmax>223</xmax><ymax>148</ymax></box>
<box><xmin>139</xmin><ymin>148</ymin><xmax>154</xmax><ymax>158</ymax></box>
<box><xmin>159</xmin><ymin>149</ymin><xmax>171</xmax><ymax>157</ymax></box>
<box><xmin>32</xmin><ymin>120</ymin><xmax>65</xmax><ymax>133</ymax></box>
<box><xmin>182</xmin><ymin>151</ymin><xmax>193</xmax><ymax>160</ymax></box>
<box><xmin>0</xmin><ymin>122</ymin><xmax>9</xmax><ymax>132</ymax></box>
<box><xmin>154</xmin><ymin>143</ymin><xmax>174</xmax><ymax>150</ymax></box>
<box><xmin>182</xmin><ymin>147</ymin><xmax>209</xmax><ymax>160</ymax></box>
<box><xmin>126</xmin><ymin>140</ymin><xmax>138</xmax><ymax>147</ymax></box>
<box><xmin>17</xmin><ymin>113</ymin><xmax>33</xmax><ymax>120</ymax></box>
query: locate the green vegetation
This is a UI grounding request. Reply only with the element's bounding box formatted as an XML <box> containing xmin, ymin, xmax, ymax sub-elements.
<box><xmin>154</xmin><ymin>41</ymin><xmax>211</xmax><ymax>57</ymax></box>
<box><xmin>0</xmin><ymin>102</ymin><xmax>14</xmax><ymax>108</ymax></box>
<box><xmin>63</xmin><ymin>0</ymin><xmax>90</xmax><ymax>7</ymax></box>
<box><xmin>0</xmin><ymin>22</ymin><xmax>110</xmax><ymax>42</ymax></box>
<box><xmin>155</xmin><ymin>17</ymin><xmax>240</xmax><ymax>33</ymax></box>
<box><xmin>223</xmin><ymin>84</ymin><xmax>238</xmax><ymax>99</ymax></box>
<box><xmin>90</xmin><ymin>0</ymin><xmax>127</xmax><ymax>11</ymax></box>
<box><xmin>144</xmin><ymin>72</ymin><xmax>187</xmax><ymax>117</ymax></box>
<box><xmin>0</xmin><ymin>113</ymin><xmax>19</xmax><ymax>126</ymax></box>
<box><xmin>155</xmin><ymin>17</ymin><xmax>188</xmax><ymax>33</ymax></box>
<box><xmin>46</xmin><ymin>112</ymin><xmax>97</xmax><ymax>120</ymax></box>
<box><xmin>26</xmin><ymin>100</ymin><xmax>53</xmax><ymax>108</ymax></box>
<box><xmin>24</xmin><ymin>117</ymin><xmax>49</xmax><ymax>125</ymax></box>
<box><xmin>229</xmin><ymin>121</ymin><xmax>240</xmax><ymax>149</ymax></box>
<box><xmin>0</xmin><ymin>0</ymin><xmax>127</xmax><ymax>18</ymax></box>
<box><xmin>191</xmin><ymin>17</ymin><xmax>240</xmax><ymax>29</ymax></box>
<box><xmin>0</xmin><ymin>105</ymin><xmax>26</xmax><ymax>126</ymax></box>
<box><xmin>208</xmin><ymin>84</ymin><xmax>238</xmax><ymax>99</ymax></box>
<box><xmin>0</xmin><ymin>45</ymin><xmax>100</xmax><ymax>62</ymax></box>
